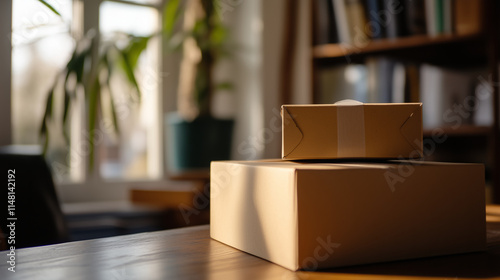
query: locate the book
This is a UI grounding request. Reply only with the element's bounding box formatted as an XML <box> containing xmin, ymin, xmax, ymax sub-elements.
<box><xmin>425</xmin><ymin>0</ymin><xmax>438</xmax><ymax>36</ymax></box>
<box><xmin>332</xmin><ymin>0</ymin><xmax>352</xmax><ymax>44</ymax></box>
<box><xmin>382</xmin><ymin>0</ymin><xmax>408</xmax><ymax>38</ymax></box>
<box><xmin>420</xmin><ymin>64</ymin><xmax>480</xmax><ymax>129</ymax></box>
<box><xmin>404</xmin><ymin>0</ymin><xmax>426</xmax><ymax>35</ymax></box>
<box><xmin>365</xmin><ymin>0</ymin><xmax>386</xmax><ymax>39</ymax></box>
<box><xmin>454</xmin><ymin>0</ymin><xmax>483</xmax><ymax>35</ymax></box>
<box><xmin>435</xmin><ymin>0</ymin><xmax>444</xmax><ymax>34</ymax></box>
<box><xmin>345</xmin><ymin>0</ymin><xmax>369</xmax><ymax>45</ymax></box>
<box><xmin>442</xmin><ymin>0</ymin><xmax>453</xmax><ymax>34</ymax></box>
<box><xmin>474</xmin><ymin>71</ymin><xmax>493</xmax><ymax>126</ymax></box>
<box><xmin>313</xmin><ymin>0</ymin><xmax>338</xmax><ymax>44</ymax></box>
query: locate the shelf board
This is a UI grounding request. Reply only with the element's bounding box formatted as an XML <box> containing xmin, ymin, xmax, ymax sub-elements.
<box><xmin>423</xmin><ymin>125</ymin><xmax>492</xmax><ymax>137</ymax></box>
<box><xmin>313</xmin><ymin>33</ymin><xmax>484</xmax><ymax>59</ymax></box>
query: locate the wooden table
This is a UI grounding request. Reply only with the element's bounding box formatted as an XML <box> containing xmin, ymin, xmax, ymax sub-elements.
<box><xmin>2</xmin><ymin>206</ymin><xmax>500</xmax><ymax>280</ymax></box>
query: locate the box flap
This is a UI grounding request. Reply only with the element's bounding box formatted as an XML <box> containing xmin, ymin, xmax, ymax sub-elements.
<box><xmin>282</xmin><ymin>107</ymin><xmax>303</xmax><ymax>158</ymax></box>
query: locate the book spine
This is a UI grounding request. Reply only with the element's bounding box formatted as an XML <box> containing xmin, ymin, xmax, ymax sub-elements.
<box><xmin>313</xmin><ymin>0</ymin><xmax>339</xmax><ymax>44</ymax></box>
<box><xmin>382</xmin><ymin>0</ymin><xmax>407</xmax><ymax>38</ymax></box>
<box><xmin>435</xmin><ymin>0</ymin><xmax>444</xmax><ymax>34</ymax></box>
<box><xmin>345</xmin><ymin>0</ymin><xmax>369</xmax><ymax>45</ymax></box>
<box><xmin>454</xmin><ymin>0</ymin><xmax>482</xmax><ymax>35</ymax></box>
<box><xmin>405</xmin><ymin>0</ymin><xmax>426</xmax><ymax>35</ymax></box>
<box><xmin>332</xmin><ymin>0</ymin><xmax>352</xmax><ymax>44</ymax></box>
<box><xmin>442</xmin><ymin>0</ymin><xmax>453</xmax><ymax>34</ymax></box>
<box><xmin>365</xmin><ymin>0</ymin><xmax>385</xmax><ymax>39</ymax></box>
<box><xmin>425</xmin><ymin>0</ymin><xmax>438</xmax><ymax>36</ymax></box>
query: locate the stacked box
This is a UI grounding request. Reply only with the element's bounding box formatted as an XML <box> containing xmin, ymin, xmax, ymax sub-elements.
<box><xmin>210</xmin><ymin>102</ymin><xmax>486</xmax><ymax>271</ymax></box>
<box><xmin>281</xmin><ymin>103</ymin><xmax>423</xmax><ymax>160</ymax></box>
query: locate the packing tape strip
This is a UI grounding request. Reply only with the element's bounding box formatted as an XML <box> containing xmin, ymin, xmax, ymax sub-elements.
<box><xmin>336</xmin><ymin>100</ymin><xmax>366</xmax><ymax>157</ymax></box>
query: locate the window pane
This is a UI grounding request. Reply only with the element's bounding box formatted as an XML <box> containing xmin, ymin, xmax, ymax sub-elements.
<box><xmin>12</xmin><ymin>0</ymin><xmax>75</xmax><ymax>180</ymax></box>
<box><xmin>99</xmin><ymin>1</ymin><xmax>161</xmax><ymax>180</ymax></box>
<box><xmin>12</xmin><ymin>0</ymin><xmax>73</xmax><ymax>47</ymax></box>
<box><xmin>100</xmin><ymin>1</ymin><xmax>159</xmax><ymax>37</ymax></box>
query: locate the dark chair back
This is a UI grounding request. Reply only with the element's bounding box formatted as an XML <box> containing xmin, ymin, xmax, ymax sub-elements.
<box><xmin>0</xmin><ymin>146</ymin><xmax>69</xmax><ymax>249</ymax></box>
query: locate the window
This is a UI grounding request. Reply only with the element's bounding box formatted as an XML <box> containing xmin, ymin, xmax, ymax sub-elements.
<box><xmin>11</xmin><ymin>0</ymin><xmax>163</xmax><ymax>192</ymax></box>
<box><xmin>98</xmin><ymin>1</ymin><xmax>161</xmax><ymax>180</ymax></box>
<box><xmin>12</xmin><ymin>0</ymin><xmax>74</xmax><ymax>172</ymax></box>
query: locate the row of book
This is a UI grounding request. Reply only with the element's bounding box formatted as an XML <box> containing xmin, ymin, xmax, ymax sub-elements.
<box><xmin>313</xmin><ymin>0</ymin><xmax>483</xmax><ymax>45</ymax></box>
<box><xmin>317</xmin><ymin>60</ymin><xmax>492</xmax><ymax>128</ymax></box>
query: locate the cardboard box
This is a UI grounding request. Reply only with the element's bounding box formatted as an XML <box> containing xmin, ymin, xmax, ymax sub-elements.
<box><xmin>210</xmin><ymin>160</ymin><xmax>486</xmax><ymax>270</ymax></box>
<box><xmin>281</xmin><ymin>103</ymin><xmax>423</xmax><ymax>160</ymax></box>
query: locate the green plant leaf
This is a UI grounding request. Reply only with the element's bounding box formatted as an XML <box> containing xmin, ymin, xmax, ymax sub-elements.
<box><xmin>102</xmin><ymin>53</ymin><xmax>120</xmax><ymax>135</ymax></box>
<box><xmin>216</xmin><ymin>82</ymin><xmax>233</xmax><ymax>91</ymax></box>
<box><xmin>163</xmin><ymin>0</ymin><xmax>181</xmax><ymax>39</ymax></box>
<box><xmin>108</xmin><ymin>89</ymin><xmax>120</xmax><ymax>135</ymax></box>
<box><xmin>62</xmin><ymin>88</ymin><xmax>72</xmax><ymax>143</ymax></box>
<box><xmin>119</xmin><ymin>49</ymin><xmax>141</xmax><ymax>101</ymax></box>
<box><xmin>123</xmin><ymin>36</ymin><xmax>150</xmax><ymax>70</ymax></box>
<box><xmin>118</xmin><ymin>36</ymin><xmax>150</xmax><ymax>102</ymax></box>
<box><xmin>210</xmin><ymin>25</ymin><xmax>228</xmax><ymax>47</ymax></box>
<box><xmin>40</xmin><ymin>86</ymin><xmax>55</xmax><ymax>154</ymax></box>
<box><xmin>87</xmin><ymin>77</ymin><xmax>101</xmax><ymax>171</ymax></box>
<box><xmin>40</xmin><ymin>116</ymin><xmax>49</xmax><ymax>155</ymax></box>
<box><xmin>67</xmin><ymin>44</ymin><xmax>92</xmax><ymax>85</ymax></box>
<box><xmin>42</xmin><ymin>127</ymin><xmax>50</xmax><ymax>155</ymax></box>
<box><xmin>166</xmin><ymin>31</ymin><xmax>189</xmax><ymax>52</ymax></box>
<box><xmin>37</xmin><ymin>0</ymin><xmax>61</xmax><ymax>17</ymax></box>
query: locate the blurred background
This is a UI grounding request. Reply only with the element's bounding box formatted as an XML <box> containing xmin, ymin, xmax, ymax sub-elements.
<box><xmin>0</xmin><ymin>0</ymin><xmax>498</xmax><ymax>242</ymax></box>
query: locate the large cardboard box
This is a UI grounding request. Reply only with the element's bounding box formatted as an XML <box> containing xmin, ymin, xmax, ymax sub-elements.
<box><xmin>282</xmin><ymin>103</ymin><xmax>423</xmax><ymax>160</ymax></box>
<box><xmin>210</xmin><ymin>160</ymin><xmax>486</xmax><ymax>270</ymax></box>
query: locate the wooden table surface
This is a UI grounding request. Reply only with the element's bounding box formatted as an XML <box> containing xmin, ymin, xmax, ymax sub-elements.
<box><xmin>2</xmin><ymin>206</ymin><xmax>500</xmax><ymax>280</ymax></box>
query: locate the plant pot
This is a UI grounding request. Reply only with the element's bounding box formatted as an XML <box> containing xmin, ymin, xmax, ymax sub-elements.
<box><xmin>165</xmin><ymin>112</ymin><xmax>234</xmax><ymax>171</ymax></box>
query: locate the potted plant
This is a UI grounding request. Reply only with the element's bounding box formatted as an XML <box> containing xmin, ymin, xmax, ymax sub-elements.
<box><xmin>164</xmin><ymin>0</ymin><xmax>234</xmax><ymax>172</ymax></box>
<box><xmin>39</xmin><ymin>0</ymin><xmax>234</xmax><ymax>172</ymax></box>
<box><xmin>37</xmin><ymin>0</ymin><xmax>153</xmax><ymax>171</ymax></box>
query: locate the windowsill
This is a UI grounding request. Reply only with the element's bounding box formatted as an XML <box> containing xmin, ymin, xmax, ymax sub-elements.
<box><xmin>55</xmin><ymin>177</ymin><xmax>205</xmax><ymax>203</ymax></box>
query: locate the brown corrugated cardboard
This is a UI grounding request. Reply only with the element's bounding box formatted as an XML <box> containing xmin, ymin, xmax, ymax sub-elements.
<box><xmin>281</xmin><ymin>103</ymin><xmax>423</xmax><ymax>160</ymax></box>
<box><xmin>210</xmin><ymin>160</ymin><xmax>486</xmax><ymax>271</ymax></box>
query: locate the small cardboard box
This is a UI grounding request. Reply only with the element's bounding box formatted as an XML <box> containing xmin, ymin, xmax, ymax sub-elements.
<box><xmin>282</xmin><ymin>103</ymin><xmax>423</xmax><ymax>160</ymax></box>
<box><xmin>210</xmin><ymin>160</ymin><xmax>486</xmax><ymax>270</ymax></box>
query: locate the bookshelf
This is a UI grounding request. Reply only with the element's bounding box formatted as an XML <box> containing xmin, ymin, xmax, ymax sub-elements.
<box><xmin>309</xmin><ymin>0</ymin><xmax>500</xmax><ymax>203</ymax></box>
<box><xmin>312</xmin><ymin>33</ymin><xmax>484</xmax><ymax>59</ymax></box>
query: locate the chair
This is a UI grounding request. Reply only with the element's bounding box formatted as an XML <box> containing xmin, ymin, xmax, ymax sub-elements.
<box><xmin>0</xmin><ymin>145</ymin><xmax>69</xmax><ymax>249</ymax></box>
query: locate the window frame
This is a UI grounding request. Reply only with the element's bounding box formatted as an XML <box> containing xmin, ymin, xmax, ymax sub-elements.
<box><xmin>61</xmin><ymin>0</ymin><xmax>168</xmax><ymax>202</ymax></box>
<box><xmin>7</xmin><ymin>0</ymin><xmax>180</xmax><ymax>202</ymax></box>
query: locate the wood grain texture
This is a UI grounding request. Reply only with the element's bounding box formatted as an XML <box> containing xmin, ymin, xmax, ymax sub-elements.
<box><xmin>1</xmin><ymin>207</ymin><xmax>500</xmax><ymax>280</ymax></box>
